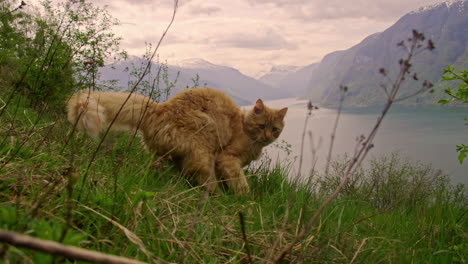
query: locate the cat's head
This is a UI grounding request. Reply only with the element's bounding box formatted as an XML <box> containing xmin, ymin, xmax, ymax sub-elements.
<box><xmin>244</xmin><ymin>99</ymin><xmax>288</xmax><ymax>145</ymax></box>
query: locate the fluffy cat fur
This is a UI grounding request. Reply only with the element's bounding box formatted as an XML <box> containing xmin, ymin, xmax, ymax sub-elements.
<box><xmin>67</xmin><ymin>88</ymin><xmax>287</xmax><ymax>194</ymax></box>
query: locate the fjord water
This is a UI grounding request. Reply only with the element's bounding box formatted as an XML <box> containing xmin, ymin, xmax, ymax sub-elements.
<box><xmin>262</xmin><ymin>98</ymin><xmax>468</xmax><ymax>185</ymax></box>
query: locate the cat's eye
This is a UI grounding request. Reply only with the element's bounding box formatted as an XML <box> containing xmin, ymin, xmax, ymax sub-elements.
<box><xmin>272</xmin><ymin>127</ymin><xmax>278</xmax><ymax>132</ymax></box>
<box><xmin>258</xmin><ymin>124</ymin><xmax>266</xmax><ymax>129</ymax></box>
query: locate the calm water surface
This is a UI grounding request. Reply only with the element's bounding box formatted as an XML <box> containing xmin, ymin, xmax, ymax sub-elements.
<box><xmin>260</xmin><ymin>98</ymin><xmax>468</xmax><ymax>185</ymax></box>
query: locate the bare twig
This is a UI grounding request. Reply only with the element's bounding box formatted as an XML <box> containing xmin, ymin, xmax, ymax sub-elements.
<box><xmin>80</xmin><ymin>205</ymin><xmax>156</xmax><ymax>262</ymax></box>
<box><xmin>30</xmin><ymin>176</ymin><xmax>64</xmax><ymax>218</ymax></box>
<box><xmin>394</xmin><ymin>87</ymin><xmax>427</xmax><ymax>103</ymax></box>
<box><xmin>307</xmin><ymin>131</ymin><xmax>322</xmax><ymax>176</ymax></box>
<box><xmin>349</xmin><ymin>237</ymin><xmax>388</xmax><ymax>264</ymax></box>
<box><xmin>324</xmin><ymin>86</ymin><xmax>346</xmax><ymax>177</ymax></box>
<box><xmin>238</xmin><ymin>211</ymin><xmax>253</xmax><ymax>264</ymax></box>
<box><xmin>58</xmin><ymin>166</ymin><xmax>76</xmax><ymax>243</ymax></box>
<box><xmin>0</xmin><ymin>1</ymin><xmax>26</xmax><ymax>19</ymax></box>
<box><xmin>0</xmin><ymin>229</ymin><xmax>146</xmax><ymax>264</ymax></box>
<box><xmin>296</xmin><ymin>101</ymin><xmax>314</xmax><ymax>180</ymax></box>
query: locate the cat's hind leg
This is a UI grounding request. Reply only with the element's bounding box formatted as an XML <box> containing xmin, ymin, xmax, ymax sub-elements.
<box><xmin>180</xmin><ymin>149</ymin><xmax>219</xmax><ymax>194</ymax></box>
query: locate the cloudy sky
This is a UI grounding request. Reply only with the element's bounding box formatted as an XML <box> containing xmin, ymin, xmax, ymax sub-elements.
<box><xmin>81</xmin><ymin>0</ymin><xmax>450</xmax><ymax>77</ymax></box>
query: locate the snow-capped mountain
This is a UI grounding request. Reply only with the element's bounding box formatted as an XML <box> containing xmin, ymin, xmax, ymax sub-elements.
<box><xmin>175</xmin><ymin>58</ymin><xmax>224</xmax><ymax>71</ymax></box>
<box><xmin>303</xmin><ymin>0</ymin><xmax>468</xmax><ymax>106</ymax></box>
<box><xmin>258</xmin><ymin>65</ymin><xmax>300</xmax><ymax>86</ymax></box>
<box><xmin>411</xmin><ymin>0</ymin><xmax>465</xmax><ymax>14</ymax></box>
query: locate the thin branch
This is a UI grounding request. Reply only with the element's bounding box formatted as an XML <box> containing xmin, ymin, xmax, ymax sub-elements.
<box><xmin>238</xmin><ymin>212</ymin><xmax>253</xmax><ymax>264</ymax></box>
<box><xmin>394</xmin><ymin>87</ymin><xmax>426</xmax><ymax>103</ymax></box>
<box><xmin>324</xmin><ymin>89</ymin><xmax>346</xmax><ymax>176</ymax></box>
<box><xmin>0</xmin><ymin>229</ymin><xmax>146</xmax><ymax>264</ymax></box>
<box><xmin>0</xmin><ymin>2</ymin><xmax>26</xmax><ymax>19</ymax></box>
<box><xmin>80</xmin><ymin>205</ymin><xmax>155</xmax><ymax>262</ymax></box>
<box><xmin>296</xmin><ymin>101</ymin><xmax>313</xmax><ymax>180</ymax></box>
<box><xmin>380</xmin><ymin>83</ymin><xmax>390</xmax><ymax>98</ymax></box>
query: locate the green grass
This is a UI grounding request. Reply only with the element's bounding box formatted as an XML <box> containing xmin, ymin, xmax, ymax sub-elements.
<box><xmin>0</xmin><ymin>93</ymin><xmax>466</xmax><ymax>263</ymax></box>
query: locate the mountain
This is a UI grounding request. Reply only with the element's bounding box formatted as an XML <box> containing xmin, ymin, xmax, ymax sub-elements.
<box><xmin>258</xmin><ymin>65</ymin><xmax>300</xmax><ymax>85</ymax></box>
<box><xmin>99</xmin><ymin>57</ymin><xmax>289</xmax><ymax>106</ymax></box>
<box><xmin>258</xmin><ymin>64</ymin><xmax>318</xmax><ymax>97</ymax></box>
<box><xmin>304</xmin><ymin>0</ymin><xmax>468</xmax><ymax>106</ymax></box>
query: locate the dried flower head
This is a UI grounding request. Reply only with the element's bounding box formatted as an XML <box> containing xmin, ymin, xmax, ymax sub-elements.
<box><xmin>379</xmin><ymin>68</ymin><xmax>387</xmax><ymax>76</ymax></box>
<box><xmin>307</xmin><ymin>100</ymin><xmax>313</xmax><ymax>111</ymax></box>
<box><xmin>427</xmin><ymin>39</ymin><xmax>435</xmax><ymax>50</ymax></box>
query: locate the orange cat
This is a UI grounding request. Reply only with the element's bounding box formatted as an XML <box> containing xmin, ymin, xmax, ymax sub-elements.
<box><xmin>66</xmin><ymin>88</ymin><xmax>287</xmax><ymax>194</ymax></box>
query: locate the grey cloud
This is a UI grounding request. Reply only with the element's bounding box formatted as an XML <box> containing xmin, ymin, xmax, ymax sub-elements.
<box><xmin>119</xmin><ymin>0</ymin><xmax>154</xmax><ymax>3</ymax></box>
<box><xmin>188</xmin><ymin>5</ymin><xmax>222</xmax><ymax>15</ymax></box>
<box><xmin>99</xmin><ymin>0</ymin><xmax>183</xmax><ymax>15</ymax></box>
<box><xmin>117</xmin><ymin>0</ymin><xmax>192</xmax><ymax>7</ymax></box>
<box><xmin>213</xmin><ymin>29</ymin><xmax>297</xmax><ymax>50</ymax></box>
<box><xmin>247</xmin><ymin>0</ymin><xmax>443</xmax><ymax>21</ymax></box>
<box><xmin>124</xmin><ymin>33</ymin><xmax>186</xmax><ymax>48</ymax></box>
<box><xmin>247</xmin><ymin>0</ymin><xmax>309</xmax><ymax>6</ymax></box>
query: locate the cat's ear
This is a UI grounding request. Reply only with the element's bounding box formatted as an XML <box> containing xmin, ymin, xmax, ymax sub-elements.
<box><xmin>277</xmin><ymin>107</ymin><xmax>288</xmax><ymax>120</ymax></box>
<box><xmin>254</xmin><ymin>99</ymin><xmax>264</xmax><ymax>114</ymax></box>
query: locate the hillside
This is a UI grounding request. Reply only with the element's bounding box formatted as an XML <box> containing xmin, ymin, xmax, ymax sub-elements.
<box><xmin>302</xmin><ymin>0</ymin><xmax>468</xmax><ymax>106</ymax></box>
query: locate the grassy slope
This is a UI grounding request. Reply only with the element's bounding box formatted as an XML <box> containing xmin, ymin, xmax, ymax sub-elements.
<box><xmin>0</xmin><ymin>93</ymin><xmax>466</xmax><ymax>263</ymax></box>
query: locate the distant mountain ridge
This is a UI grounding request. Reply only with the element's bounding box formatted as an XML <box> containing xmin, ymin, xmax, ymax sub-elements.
<box><xmin>258</xmin><ymin>64</ymin><xmax>318</xmax><ymax>97</ymax></box>
<box><xmin>99</xmin><ymin>57</ymin><xmax>289</xmax><ymax>106</ymax></box>
<box><xmin>302</xmin><ymin>0</ymin><xmax>468</xmax><ymax>106</ymax></box>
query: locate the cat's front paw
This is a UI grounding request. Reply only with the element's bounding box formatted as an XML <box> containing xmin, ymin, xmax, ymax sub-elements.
<box><xmin>234</xmin><ymin>179</ymin><xmax>250</xmax><ymax>195</ymax></box>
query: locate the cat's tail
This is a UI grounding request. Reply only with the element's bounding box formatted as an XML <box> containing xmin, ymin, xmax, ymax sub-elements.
<box><xmin>66</xmin><ymin>91</ymin><xmax>156</xmax><ymax>138</ymax></box>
